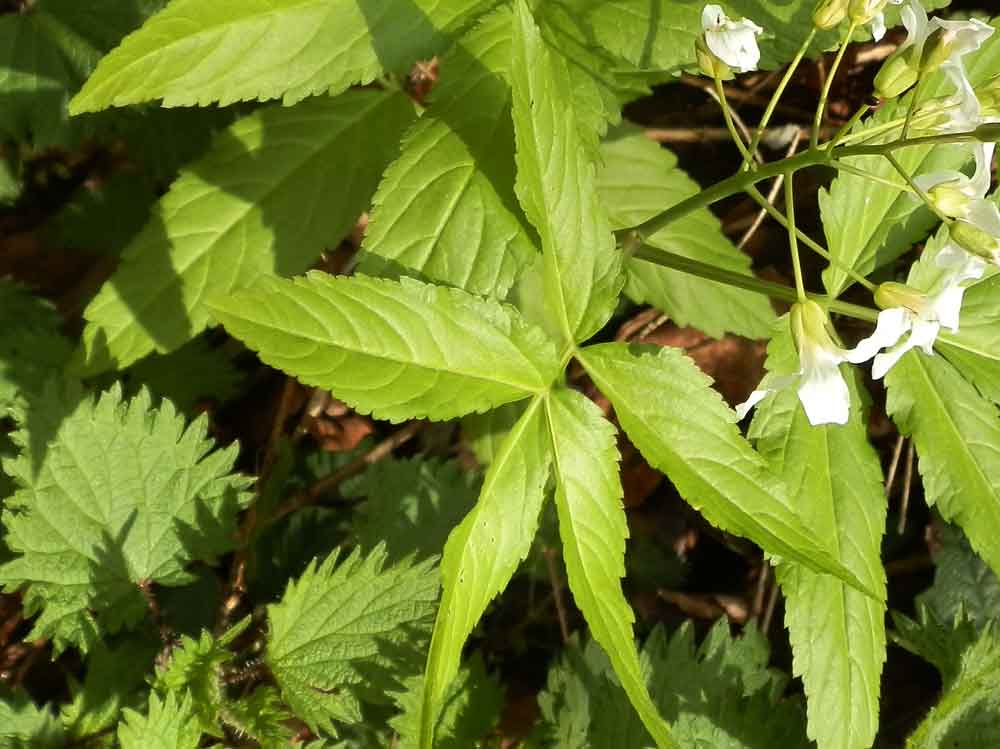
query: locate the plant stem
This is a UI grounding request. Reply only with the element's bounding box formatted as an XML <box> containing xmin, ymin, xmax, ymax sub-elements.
<box><xmin>827</xmin><ymin>158</ymin><xmax>914</xmax><ymax>191</ymax></box>
<box><xmin>631</xmin><ymin>130</ymin><xmax>979</xmax><ymax>239</ymax></box>
<box><xmin>715</xmin><ymin>75</ymin><xmax>754</xmax><ymax>162</ymax></box>
<box><xmin>785</xmin><ymin>172</ymin><xmax>807</xmax><ymax>301</ymax></box>
<box><xmin>629</xmin><ymin>242</ymin><xmax>879</xmax><ymax>322</ymax></box>
<box><xmin>812</xmin><ymin>22</ymin><xmax>858</xmax><ymax>148</ymax></box>
<box><xmin>883</xmin><ymin>151</ymin><xmax>952</xmax><ymax>224</ymax></box>
<box><xmin>743</xmin><ymin>29</ymin><xmax>816</xmax><ymax>170</ymax></box>
<box><xmin>827</xmin><ymin>103</ymin><xmax>871</xmax><ymax>151</ymax></box>
<box><xmin>743</xmin><ymin>183</ymin><xmax>879</xmax><ymax>291</ymax></box>
<box><xmin>901</xmin><ymin>77</ymin><xmax>925</xmax><ymax>141</ymax></box>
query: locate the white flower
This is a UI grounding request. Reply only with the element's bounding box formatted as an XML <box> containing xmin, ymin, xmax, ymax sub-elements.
<box><xmin>736</xmin><ymin>300</ymin><xmax>870</xmax><ymax>426</ymax></box>
<box><xmin>849</xmin><ymin>0</ymin><xmax>903</xmax><ymax>42</ymax></box>
<box><xmin>701</xmin><ymin>4</ymin><xmax>763</xmax><ymax>73</ymax></box>
<box><xmin>850</xmin><ymin>253</ymin><xmax>986</xmax><ymax>378</ymax></box>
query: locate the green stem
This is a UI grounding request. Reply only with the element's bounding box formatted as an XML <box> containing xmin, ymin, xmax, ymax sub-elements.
<box><xmin>883</xmin><ymin>151</ymin><xmax>952</xmax><ymax>224</ymax></box>
<box><xmin>743</xmin><ymin>183</ymin><xmax>878</xmax><ymax>291</ymax></box>
<box><xmin>630</xmin><ymin>243</ymin><xmax>878</xmax><ymax>322</ymax></box>
<box><xmin>714</xmin><ymin>75</ymin><xmax>754</xmax><ymax>163</ymax></box>
<box><xmin>827</xmin><ymin>103</ymin><xmax>870</xmax><ymax>151</ymax></box>
<box><xmin>630</xmin><ymin>130</ymin><xmax>980</xmax><ymax>239</ymax></box>
<box><xmin>785</xmin><ymin>172</ymin><xmax>807</xmax><ymax>301</ymax></box>
<box><xmin>812</xmin><ymin>23</ymin><xmax>858</xmax><ymax>149</ymax></box>
<box><xmin>743</xmin><ymin>29</ymin><xmax>816</xmax><ymax>170</ymax></box>
<box><xmin>827</xmin><ymin>158</ymin><xmax>914</xmax><ymax>191</ymax></box>
<box><xmin>901</xmin><ymin>77</ymin><xmax>925</xmax><ymax>141</ymax></box>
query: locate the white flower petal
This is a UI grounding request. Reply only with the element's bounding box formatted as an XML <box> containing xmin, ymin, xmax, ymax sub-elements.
<box><xmin>797</xmin><ymin>358</ymin><xmax>850</xmax><ymax>426</ymax></box>
<box><xmin>966</xmin><ymin>198</ymin><xmax>1000</xmax><ymax>238</ymax></box>
<box><xmin>968</xmin><ymin>141</ymin><xmax>996</xmax><ymax>198</ymax></box>
<box><xmin>871</xmin><ymin>11</ymin><xmax>888</xmax><ymax>42</ymax></box>
<box><xmin>930</xmin><ymin>17</ymin><xmax>995</xmax><ymax>61</ymax></box>
<box><xmin>702</xmin><ymin>4</ymin><xmax>726</xmax><ymax>31</ymax></box>
<box><xmin>929</xmin><ymin>287</ymin><xmax>965</xmax><ymax>331</ymax></box>
<box><xmin>941</xmin><ymin>60</ymin><xmax>982</xmax><ymax>132</ymax></box>
<box><xmin>872</xmin><ymin>334</ymin><xmax>919</xmax><ymax>379</ymax></box>
<box><xmin>734</xmin><ymin>373</ymin><xmax>798</xmax><ymax>420</ymax></box>
<box><xmin>935</xmin><ymin>241</ymin><xmax>975</xmax><ymax>269</ymax></box>
<box><xmin>899</xmin><ymin>0</ymin><xmax>928</xmax><ymax>51</ymax></box>
<box><xmin>846</xmin><ymin>307</ymin><xmax>912</xmax><ymax>363</ymax></box>
<box><xmin>910</xmin><ymin>318</ymin><xmax>941</xmax><ymax>354</ymax></box>
<box><xmin>705</xmin><ymin>21</ymin><xmax>763</xmax><ymax>72</ymax></box>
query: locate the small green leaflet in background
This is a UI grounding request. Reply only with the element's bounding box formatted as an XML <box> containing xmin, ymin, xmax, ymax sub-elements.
<box><xmin>918</xmin><ymin>524</ymin><xmax>1000</xmax><ymax>629</ymax></box>
<box><xmin>462</xmin><ymin>400</ymin><xmax>526</xmax><ymax>465</ymax></box>
<box><xmin>596</xmin><ymin>126</ymin><xmax>775</xmax><ymax>340</ymax></box>
<box><xmin>0</xmin><ymin>384</ymin><xmax>253</xmax><ymax>654</ymax></box>
<box><xmin>509</xmin><ymin>0</ymin><xmax>622</xmax><ymax>345</ymax></box>
<box><xmin>0</xmin><ymin>689</ymin><xmax>66</xmax><ymax>749</ymax></box>
<box><xmin>750</xmin><ymin>330</ymin><xmax>887</xmax><ymax>749</ymax></box>
<box><xmin>69</xmin><ymin>0</ymin><xmax>491</xmax><ymax>111</ymax></box>
<box><xmin>545</xmin><ymin>387</ymin><xmax>675</xmax><ymax>749</ymax></box>
<box><xmin>0</xmin><ymin>154</ymin><xmax>21</xmax><ymax>203</ymax></box>
<box><xmin>117</xmin><ymin>692</ymin><xmax>201</xmax><ymax>749</ymax></box>
<box><xmin>528</xmin><ymin>620</ymin><xmax>810</xmax><ymax>749</ymax></box>
<box><xmin>210</xmin><ymin>273</ymin><xmax>560</xmax><ymax>423</ymax></box>
<box><xmin>0</xmin><ymin>0</ymin><xmax>165</xmax><ymax>145</ymax></box>
<box><xmin>820</xmin><ymin>21</ymin><xmax>1000</xmax><ymax>298</ymax></box>
<box><xmin>421</xmin><ymin>397</ymin><xmax>550</xmax><ymax>748</ymax></box>
<box><xmin>885</xmin><ymin>352</ymin><xmax>1000</xmax><ymax>581</ymax></box>
<box><xmin>361</xmin><ymin>5</ymin><xmax>535</xmax><ymax>299</ymax></box>
<box><xmin>265</xmin><ymin>544</ymin><xmax>438</xmax><ymax>735</ymax></box>
<box><xmin>344</xmin><ymin>457</ymin><xmax>480</xmax><ymax>564</ymax></box>
<box><xmin>390</xmin><ymin>655</ymin><xmax>504</xmax><ymax>749</ymax></box>
<box><xmin>79</xmin><ymin>89</ymin><xmax>416</xmax><ymax>373</ymax></box>
<box><xmin>579</xmin><ymin>342</ymin><xmax>872</xmax><ymax>591</ymax></box>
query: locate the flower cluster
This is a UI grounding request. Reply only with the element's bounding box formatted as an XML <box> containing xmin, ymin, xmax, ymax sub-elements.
<box><xmin>700</xmin><ymin>3</ymin><xmax>998</xmax><ymax>426</ymax></box>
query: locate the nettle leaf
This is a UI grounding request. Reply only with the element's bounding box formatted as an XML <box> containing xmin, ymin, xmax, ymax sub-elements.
<box><xmin>60</xmin><ymin>635</ymin><xmax>158</xmax><ymax>740</ymax></box>
<box><xmin>264</xmin><ymin>544</ymin><xmax>438</xmax><ymax>735</ymax></box>
<box><xmin>223</xmin><ymin>686</ymin><xmax>295</xmax><ymax>749</ymax></box>
<box><xmin>361</xmin><ymin>5</ymin><xmax>535</xmax><ymax>298</ymax></box>
<box><xmin>117</xmin><ymin>692</ymin><xmax>201</xmax><ymax>749</ymax></box>
<box><xmin>344</xmin><ymin>457</ymin><xmax>480</xmax><ymax>564</ymax></box>
<box><xmin>820</xmin><ymin>22</ymin><xmax>1000</xmax><ymax>298</ymax></box>
<box><xmin>69</xmin><ymin>0</ymin><xmax>491</xmax><ymax>111</ymax></box>
<box><xmin>579</xmin><ymin>342</ymin><xmax>870</xmax><ymax>590</ymax></box>
<box><xmin>125</xmin><ymin>335</ymin><xmax>245</xmax><ymax>411</ymax></box>
<box><xmin>152</xmin><ymin>617</ymin><xmax>252</xmax><ymax>736</ymax></box>
<box><xmin>79</xmin><ymin>89</ymin><xmax>416</xmax><ymax>373</ymax></box>
<box><xmin>531</xmin><ymin>620</ymin><xmax>809</xmax><ymax>749</ymax></box>
<box><xmin>885</xmin><ymin>351</ymin><xmax>1000</xmax><ymax>580</ymax></box>
<box><xmin>211</xmin><ymin>273</ymin><xmax>560</xmax><ymax>423</ymax></box>
<box><xmin>0</xmin><ymin>689</ymin><xmax>66</xmax><ymax>749</ymax></box>
<box><xmin>391</xmin><ymin>655</ymin><xmax>504</xmax><ymax>749</ymax></box>
<box><xmin>0</xmin><ymin>281</ymin><xmax>72</xmax><ymax>415</ymax></box>
<box><xmin>750</xmin><ymin>343</ymin><xmax>887</xmax><ymax>749</ymax></box>
<box><xmin>421</xmin><ymin>396</ymin><xmax>550</xmax><ymax>747</ymax></box>
<box><xmin>510</xmin><ymin>0</ymin><xmax>622</xmax><ymax>344</ymax></box>
<box><xmin>0</xmin><ymin>0</ymin><xmax>164</xmax><ymax>145</ymax></box>
<box><xmin>0</xmin><ymin>384</ymin><xmax>253</xmax><ymax>654</ymax></box>
<box><xmin>597</xmin><ymin>126</ymin><xmax>775</xmax><ymax>340</ymax></box>
<box><xmin>544</xmin><ymin>387</ymin><xmax>674</xmax><ymax>748</ymax></box>
<box><xmin>918</xmin><ymin>524</ymin><xmax>1000</xmax><ymax>629</ymax></box>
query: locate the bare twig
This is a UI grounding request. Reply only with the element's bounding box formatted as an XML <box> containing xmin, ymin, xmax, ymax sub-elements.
<box><xmin>761</xmin><ymin>581</ymin><xmax>781</xmax><ymax>635</ymax></box>
<box><xmin>884</xmin><ymin>434</ymin><xmax>906</xmax><ymax>497</ymax></box>
<box><xmin>544</xmin><ymin>547</ymin><xmax>571</xmax><ymax>643</ymax></box>
<box><xmin>750</xmin><ymin>561</ymin><xmax>770</xmax><ymax>624</ymax></box>
<box><xmin>738</xmin><ymin>128</ymin><xmax>804</xmax><ymax>250</ymax></box>
<box><xmin>898</xmin><ymin>441</ymin><xmax>916</xmax><ymax>535</ymax></box>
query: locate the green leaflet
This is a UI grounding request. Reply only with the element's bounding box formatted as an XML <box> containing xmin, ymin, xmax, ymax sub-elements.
<box><xmin>69</xmin><ymin>0</ymin><xmax>491</xmax><ymax>111</ymax></box>
<box><xmin>117</xmin><ymin>692</ymin><xmax>201</xmax><ymax>749</ymax></box>
<box><xmin>421</xmin><ymin>396</ymin><xmax>550</xmax><ymax>748</ymax></box>
<box><xmin>361</xmin><ymin>6</ymin><xmax>533</xmax><ymax>298</ymax></box>
<box><xmin>750</xmin><ymin>355</ymin><xmax>887</xmax><ymax>749</ymax></box>
<box><xmin>885</xmin><ymin>351</ymin><xmax>1000</xmax><ymax>579</ymax></box>
<box><xmin>79</xmin><ymin>89</ymin><xmax>416</xmax><ymax>372</ymax></box>
<box><xmin>0</xmin><ymin>689</ymin><xmax>66</xmax><ymax>749</ymax></box>
<box><xmin>918</xmin><ymin>525</ymin><xmax>1000</xmax><ymax>629</ymax></box>
<box><xmin>597</xmin><ymin>126</ymin><xmax>775</xmax><ymax>340</ymax></box>
<box><xmin>210</xmin><ymin>273</ymin><xmax>560</xmax><ymax>423</ymax></box>
<box><xmin>938</xmin><ymin>274</ymin><xmax>1000</xmax><ymax>407</ymax></box>
<box><xmin>0</xmin><ymin>384</ymin><xmax>252</xmax><ymax>654</ymax></box>
<box><xmin>265</xmin><ymin>545</ymin><xmax>439</xmax><ymax>735</ymax></box>
<box><xmin>820</xmin><ymin>22</ymin><xmax>1000</xmax><ymax>298</ymax></box>
<box><xmin>578</xmin><ymin>342</ymin><xmax>873</xmax><ymax>592</ymax></box>
<box><xmin>544</xmin><ymin>387</ymin><xmax>675</xmax><ymax>749</ymax></box>
<box><xmin>509</xmin><ymin>0</ymin><xmax>622</xmax><ymax>344</ymax></box>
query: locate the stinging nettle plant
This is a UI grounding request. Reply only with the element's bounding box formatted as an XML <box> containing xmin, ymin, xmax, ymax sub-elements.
<box><xmin>2</xmin><ymin>0</ymin><xmax>1000</xmax><ymax>747</ymax></box>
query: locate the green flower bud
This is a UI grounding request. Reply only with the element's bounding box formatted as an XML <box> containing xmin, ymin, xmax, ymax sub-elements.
<box><xmin>848</xmin><ymin>0</ymin><xmax>889</xmax><ymax>26</ymax></box>
<box><xmin>951</xmin><ymin>221</ymin><xmax>1000</xmax><ymax>259</ymax></box>
<box><xmin>873</xmin><ymin>48</ymin><xmax>919</xmax><ymax>99</ymax></box>
<box><xmin>791</xmin><ymin>299</ymin><xmax>838</xmax><ymax>353</ymax></box>
<box><xmin>973</xmin><ymin>122</ymin><xmax>1000</xmax><ymax>143</ymax></box>
<box><xmin>919</xmin><ymin>27</ymin><xmax>953</xmax><ymax>74</ymax></box>
<box><xmin>695</xmin><ymin>36</ymin><xmax>733</xmax><ymax>80</ymax></box>
<box><xmin>926</xmin><ymin>179</ymin><xmax>971</xmax><ymax>218</ymax></box>
<box><xmin>813</xmin><ymin>0</ymin><xmax>848</xmax><ymax>30</ymax></box>
<box><xmin>874</xmin><ymin>282</ymin><xmax>926</xmax><ymax>313</ymax></box>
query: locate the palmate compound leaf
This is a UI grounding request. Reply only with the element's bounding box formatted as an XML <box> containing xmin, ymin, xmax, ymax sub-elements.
<box><xmin>420</xmin><ymin>395</ymin><xmax>551</xmax><ymax>747</ymax></box>
<box><xmin>578</xmin><ymin>342</ymin><xmax>874</xmax><ymax>592</ymax></box>
<box><xmin>749</xmin><ymin>331</ymin><xmax>887</xmax><ymax>749</ymax></box>
<box><xmin>117</xmin><ymin>691</ymin><xmax>201</xmax><ymax>749</ymax></box>
<box><xmin>69</xmin><ymin>0</ymin><xmax>491</xmax><ymax>111</ymax></box>
<box><xmin>885</xmin><ymin>350</ymin><xmax>1000</xmax><ymax>580</ymax></box>
<box><xmin>264</xmin><ymin>544</ymin><xmax>439</xmax><ymax>735</ymax></box>
<box><xmin>820</xmin><ymin>20</ymin><xmax>1000</xmax><ymax>298</ymax></box>
<box><xmin>596</xmin><ymin>126</ymin><xmax>775</xmax><ymax>340</ymax></box>
<box><xmin>543</xmin><ymin>387</ymin><xmax>675</xmax><ymax>749</ymax></box>
<box><xmin>209</xmin><ymin>273</ymin><xmax>561</xmax><ymax>423</ymax></box>
<box><xmin>360</xmin><ymin>5</ymin><xmax>536</xmax><ymax>299</ymax></box>
<box><xmin>78</xmin><ymin>89</ymin><xmax>416</xmax><ymax>373</ymax></box>
<box><xmin>509</xmin><ymin>0</ymin><xmax>623</xmax><ymax>345</ymax></box>
<box><xmin>529</xmin><ymin>620</ymin><xmax>810</xmax><ymax>749</ymax></box>
<box><xmin>0</xmin><ymin>384</ymin><xmax>253</xmax><ymax>654</ymax></box>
